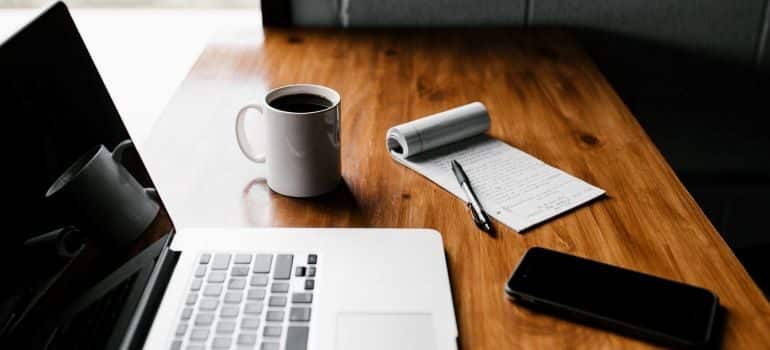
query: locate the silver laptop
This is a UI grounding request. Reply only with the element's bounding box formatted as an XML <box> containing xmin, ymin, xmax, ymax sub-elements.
<box><xmin>1</xmin><ymin>3</ymin><xmax>457</xmax><ymax>350</ymax></box>
<box><xmin>145</xmin><ymin>229</ymin><xmax>457</xmax><ymax>350</ymax></box>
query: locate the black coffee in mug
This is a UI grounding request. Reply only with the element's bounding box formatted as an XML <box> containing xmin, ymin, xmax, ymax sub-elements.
<box><xmin>269</xmin><ymin>93</ymin><xmax>332</xmax><ymax>113</ymax></box>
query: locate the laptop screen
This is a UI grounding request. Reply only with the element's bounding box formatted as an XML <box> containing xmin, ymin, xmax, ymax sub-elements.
<box><xmin>1</xmin><ymin>3</ymin><xmax>173</xmax><ymax>347</ymax></box>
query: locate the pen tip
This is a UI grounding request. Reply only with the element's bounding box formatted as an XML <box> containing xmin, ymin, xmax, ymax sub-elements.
<box><xmin>479</xmin><ymin>222</ymin><xmax>495</xmax><ymax>236</ymax></box>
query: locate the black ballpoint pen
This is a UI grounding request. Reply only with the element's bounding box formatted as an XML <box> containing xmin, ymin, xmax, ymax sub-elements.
<box><xmin>451</xmin><ymin>160</ymin><xmax>495</xmax><ymax>236</ymax></box>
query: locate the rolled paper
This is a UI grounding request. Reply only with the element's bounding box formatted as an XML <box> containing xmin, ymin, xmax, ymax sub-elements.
<box><xmin>386</xmin><ymin>102</ymin><xmax>490</xmax><ymax>158</ymax></box>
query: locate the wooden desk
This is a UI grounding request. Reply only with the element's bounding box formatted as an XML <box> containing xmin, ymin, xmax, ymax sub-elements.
<box><xmin>144</xmin><ymin>27</ymin><xmax>770</xmax><ymax>348</ymax></box>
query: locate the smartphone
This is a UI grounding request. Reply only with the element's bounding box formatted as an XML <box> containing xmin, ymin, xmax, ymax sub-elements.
<box><xmin>505</xmin><ymin>247</ymin><xmax>719</xmax><ymax>348</ymax></box>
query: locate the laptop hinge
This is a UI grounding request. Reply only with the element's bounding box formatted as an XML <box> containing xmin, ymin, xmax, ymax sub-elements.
<box><xmin>119</xmin><ymin>237</ymin><xmax>180</xmax><ymax>350</ymax></box>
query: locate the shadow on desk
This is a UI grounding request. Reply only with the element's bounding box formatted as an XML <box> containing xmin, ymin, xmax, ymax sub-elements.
<box><xmin>504</xmin><ymin>296</ymin><xmax>727</xmax><ymax>349</ymax></box>
<box><xmin>243</xmin><ymin>177</ymin><xmax>367</xmax><ymax>227</ymax></box>
<box><xmin>573</xmin><ymin>29</ymin><xmax>770</xmax><ymax>299</ymax></box>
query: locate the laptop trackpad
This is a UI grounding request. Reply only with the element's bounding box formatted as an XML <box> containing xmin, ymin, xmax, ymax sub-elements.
<box><xmin>336</xmin><ymin>312</ymin><xmax>436</xmax><ymax>350</ymax></box>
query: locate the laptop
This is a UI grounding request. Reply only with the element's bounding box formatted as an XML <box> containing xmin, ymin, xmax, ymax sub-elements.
<box><xmin>0</xmin><ymin>2</ymin><xmax>458</xmax><ymax>349</ymax></box>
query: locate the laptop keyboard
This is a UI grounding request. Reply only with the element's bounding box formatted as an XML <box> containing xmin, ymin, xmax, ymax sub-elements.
<box><xmin>171</xmin><ymin>253</ymin><xmax>317</xmax><ymax>350</ymax></box>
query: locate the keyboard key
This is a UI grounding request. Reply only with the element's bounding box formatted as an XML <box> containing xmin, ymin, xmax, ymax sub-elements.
<box><xmin>253</xmin><ymin>254</ymin><xmax>273</xmax><ymax>273</ymax></box>
<box><xmin>286</xmin><ymin>326</ymin><xmax>309</xmax><ymax>350</ymax></box>
<box><xmin>203</xmin><ymin>284</ymin><xmax>223</xmax><ymax>297</ymax></box>
<box><xmin>269</xmin><ymin>296</ymin><xmax>287</xmax><ymax>307</ymax></box>
<box><xmin>224</xmin><ymin>291</ymin><xmax>243</xmax><ymax>304</ymax></box>
<box><xmin>263</xmin><ymin>326</ymin><xmax>282</xmax><ymax>337</ymax></box>
<box><xmin>241</xmin><ymin>317</ymin><xmax>260</xmax><ymax>330</ymax></box>
<box><xmin>194</xmin><ymin>265</ymin><xmax>206</xmax><ymax>277</ymax></box>
<box><xmin>175</xmin><ymin>323</ymin><xmax>188</xmax><ymax>336</ymax></box>
<box><xmin>234</xmin><ymin>254</ymin><xmax>252</xmax><ymax>264</ymax></box>
<box><xmin>220</xmin><ymin>306</ymin><xmax>239</xmax><ymax>318</ymax></box>
<box><xmin>247</xmin><ymin>288</ymin><xmax>266</xmax><ymax>300</ymax></box>
<box><xmin>292</xmin><ymin>293</ymin><xmax>313</xmax><ymax>304</ymax></box>
<box><xmin>186</xmin><ymin>346</ymin><xmax>204</xmax><ymax>350</ymax></box>
<box><xmin>238</xmin><ymin>333</ymin><xmax>258</xmax><ymax>346</ymax></box>
<box><xmin>212</xmin><ymin>337</ymin><xmax>231</xmax><ymax>349</ymax></box>
<box><xmin>194</xmin><ymin>313</ymin><xmax>214</xmax><ymax>326</ymax></box>
<box><xmin>199</xmin><ymin>298</ymin><xmax>219</xmax><ymax>311</ymax></box>
<box><xmin>181</xmin><ymin>251</ymin><xmax>319</xmax><ymax>350</ymax></box>
<box><xmin>261</xmin><ymin>342</ymin><xmax>279</xmax><ymax>350</ymax></box>
<box><xmin>181</xmin><ymin>307</ymin><xmax>193</xmax><ymax>320</ymax></box>
<box><xmin>271</xmin><ymin>283</ymin><xmax>290</xmax><ymax>293</ymax></box>
<box><xmin>207</xmin><ymin>271</ymin><xmax>226</xmax><ymax>283</ymax></box>
<box><xmin>289</xmin><ymin>307</ymin><xmax>311</xmax><ymax>321</ymax></box>
<box><xmin>274</xmin><ymin>254</ymin><xmax>294</xmax><ymax>279</ymax></box>
<box><xmin>216</xmin><ymin>321</ymin><xmax>236</xmax><ymax>334</ymax></box>
<box><xmin>228</xmin><ymin>278</ymin><xmax>246</xmax><ymax>290</ymax></box>
<box><xmin>250</xmin><ymin>274</ymin><xmax>269</xmax><ymax>286</ymax></box>
<box><xmin>170</xmin><ymin>339</ymin><xmax>182</xmax><ymax>350</ymax></box>
<box><xmin>212</xmin><ymin>254</ymin><xmax>231</xmax><ymax>270</ymax></box>
<box><xmin>266</xmin><ymin>310</ymin><xmax>285</xmax><ymax>322</ymax></box>
<box><xmin>244</xmin><ymin>302</ymin><xmax>264</xmax><ymax>314</ymax></box>
<box><xmin>189</xmin><ymin>328</ymin><xmax>209</xmax><ymax>342</ymax></box>
<box><xmin>231</xmin><ymin>266</ymin><xmax>249</xmax><ymax>276</ymax></box>
<box><xmin>190</xmin><ymin>278</ymin><xmax>203</xmax><ymax>291</ymax></box>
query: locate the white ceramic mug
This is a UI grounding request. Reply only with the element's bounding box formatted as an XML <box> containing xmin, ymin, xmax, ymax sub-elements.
<box><xmin>235</xmin><ymin>84</ymin><xmax>341</xmax><ymax>197</ymax></box>
<box><xmin>45</xmin><ymin>140</ymin><xmax>160</xmax><ymax>248</ymax></box>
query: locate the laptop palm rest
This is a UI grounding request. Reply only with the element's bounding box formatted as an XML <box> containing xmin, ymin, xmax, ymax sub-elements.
<box><xmin>335</xmin><ymin>312</ymin><xmax>436</xmax><ymax>350</ymax></box>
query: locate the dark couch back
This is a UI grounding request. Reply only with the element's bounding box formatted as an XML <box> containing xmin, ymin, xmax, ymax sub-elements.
<box><xmin>265</xmin><ymin>0</ymin><xmax>770</xmax><ymax>70</ymax></box>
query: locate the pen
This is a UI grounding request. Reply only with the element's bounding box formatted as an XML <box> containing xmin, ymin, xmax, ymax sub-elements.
<box><xmin>451</xmin><ymin>160</ymin><xmax>494</xmax><ymax>236</ymax></box>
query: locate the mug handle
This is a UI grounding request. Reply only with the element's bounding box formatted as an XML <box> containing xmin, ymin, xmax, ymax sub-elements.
<box><xmin>112</xmin><ymin>139</ymin><xmax>134</xmax><ymax>163</ymax></box>
<box><xmin>235</xmin><ymin>104</ymin><xmax>267</xmax><ymax>163</ymax></box>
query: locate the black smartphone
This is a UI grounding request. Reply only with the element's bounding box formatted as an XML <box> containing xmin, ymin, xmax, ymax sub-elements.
<box><xmin>505</xmin><ymin>247</ymin><xmax>719</xmax><ymax>348</ymax></box>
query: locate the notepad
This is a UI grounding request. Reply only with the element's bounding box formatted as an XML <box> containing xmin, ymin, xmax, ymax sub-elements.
<box><xmin>386</xmin><ymin>102</ymin><xmax>605</xmax><ymax>232</ymax></box>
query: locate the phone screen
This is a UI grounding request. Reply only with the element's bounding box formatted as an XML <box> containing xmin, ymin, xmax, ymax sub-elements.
<box><xmin>506</xmin><ymin>247</ymin><xmax>718</xmax><ymax>345</ymax></box>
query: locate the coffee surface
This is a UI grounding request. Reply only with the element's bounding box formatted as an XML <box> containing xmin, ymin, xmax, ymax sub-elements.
<box><xmin>269</xmin><ymin>93</ymin><xmax>332</xmax><ymax>113</ymax></box>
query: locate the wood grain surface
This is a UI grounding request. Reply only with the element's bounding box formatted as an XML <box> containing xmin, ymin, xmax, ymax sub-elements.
<box><xmin>143</xmin><ymin>27</ymin><xmax>770</xmax><ymax>349</ymax></box>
